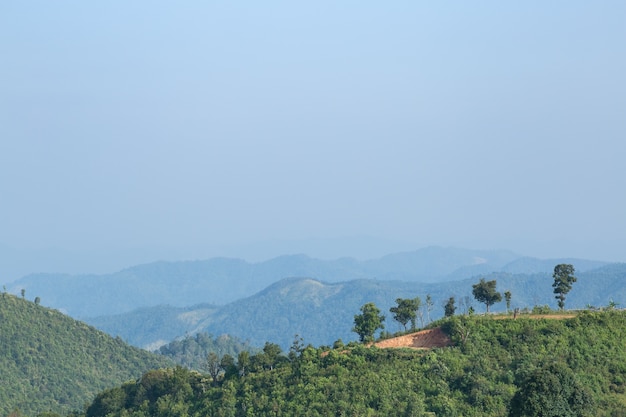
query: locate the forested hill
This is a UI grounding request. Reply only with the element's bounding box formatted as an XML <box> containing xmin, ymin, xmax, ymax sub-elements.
<box><xmin>0</xmin><ymin>293</ymin><xmax>172</xmax><ymax>417</ymax></box>
<box><xmin>77</xmin><ymin>311</ymin><xmax>626</xmax><ymax>417</ymax></box>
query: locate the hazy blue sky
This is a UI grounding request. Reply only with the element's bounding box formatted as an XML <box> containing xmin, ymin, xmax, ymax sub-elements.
<box><xmin>1</xmin><ymin>2</ymin><xmax>625</xmax><ymax>278</ymax></box>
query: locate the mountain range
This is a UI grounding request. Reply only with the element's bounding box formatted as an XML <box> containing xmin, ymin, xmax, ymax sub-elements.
<box><xmin>7</xmin><ymin>246</ymin><xmax>620</xmax><ymax>351</ymax></box>
<box><xmin>8</xmin><ymin>247</ymin><xmax>607</xmax><ymax>318</ymax></box>
<box><xmin>86</xmin><ymin>263</ymin><xmax>626</xmax><ymax>350</ymax></box>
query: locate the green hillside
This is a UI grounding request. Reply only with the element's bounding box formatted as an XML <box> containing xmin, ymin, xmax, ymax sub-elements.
<box><xmin>158</xmin><ymin>332</ymin><xmax>258</xmax><ymax>371</ymax></box>
<box><xmin>85</xmin><ymin>303</ymin><xmax>220</xmax><ymax>350</ymax></box>
<box><xmin>0</xmin><ymin>293</ymin><xmax>172</xmax><ymax>417</ymax></box>
<box><xmin>77</xmin><ymin>311</ymin><xmax>626</xmax><ymax>417</ymax></box>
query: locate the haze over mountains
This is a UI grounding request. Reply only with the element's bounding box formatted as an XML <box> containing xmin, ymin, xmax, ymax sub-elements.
<box><xmin>6</xmin><ymin>246</ymin><xmax>623</xmax><ymax>351</ymax></box>
<box><xmin>0</xmin><ymin>237</ymin><xmax>422</xmax><ymax>283</ymax></box>
<box><xmin>8</xmin><ymin>246</ymin><xmax>606</xmax><ymax>318</ymax></box>
<box><xmin>87</xmin><ymin>263</ymin><xmax>626</xmax><ymax>350</ymax></box>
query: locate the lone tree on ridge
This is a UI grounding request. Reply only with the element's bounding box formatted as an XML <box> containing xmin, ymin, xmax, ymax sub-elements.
<box><xmin>472</xmin><ymin>278</ymin><xmax>502</xmax><ymax>313</ymax></box>
<box><xmin>353</xmin><ymin>302</ymin><xmax>385</xmax><ymax>343</ymax></box>
<box><xmin>444</xmin><ymin>296</ymin><xmax>456</xmax><ymax>317</ymax></box>
<box><xmin>390</xmin><ymin>297</ymin><xmax>421</xmax><ymax>331</ymax></box>
<box><xmin>504</xmin><ymin>291</ymin><xmax>512</xmax><ymax>313</ymax></box>
<box><xmin>552</xmin><ymin>264</ymin><xmax>577</xmax><ymax>310</ymax></box>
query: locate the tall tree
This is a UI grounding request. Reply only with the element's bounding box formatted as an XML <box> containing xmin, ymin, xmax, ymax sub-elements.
<box><xmin>260</xmin><ymin>342</ymin><xmax>283</xmax><ymax>371</ymax></box>
<box><xmin>552</xmin><ymin>264</ymin><xmax>577</xmax><ymax>310</ymax></box>
<box><xmin>425</xmin><ymin>294</ymin><xmax>434</xmax><ymax>324</ymax></box>
<box><xmin>204</xmin><ymin>352</ymin><xmax>222</xmax><ymax>385</ymax></box>
<box><xmin>504</xmin><ymin>291</ymin><xmax>512</xmax><ymax>313</ymax></box>
<box><xmin>220</xmin><ymin>354</ymin><xmax>238</xmax><ymax>380</ymax></box>
<box><xmin>237</xmin><ymin>351</ymin><xmax>250</xmax><ymax>377</ymax></box>
<box><xmin>353</xmin><ymin>302</ymin><xmax>385</xmax><ymax>343</ymax></box>
<box><xmin>444</xmin><ymin>297</ymin><xmax>456</xmax><ymax>317</ymax></box>
<box><xmin>390</xmin><ymin>297</ymin><xmax>421</xmax><ymax>331</ymax></box>
<box><xmin>472</xmin><ymin>278</ymin><xmax>502</xmax><ymax>313</ymax></box>
<box><xmin>288</xmin><ymin>334</ymin><xmax>305</xmax><ymax>361</ymax></box>
<box><xmin>458</xmin><ymin>295</ymin><xmax>473</xmax><ymax>315</ymax></box>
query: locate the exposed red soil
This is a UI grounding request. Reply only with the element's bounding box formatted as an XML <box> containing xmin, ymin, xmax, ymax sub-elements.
<box><xmin>372</xmin><ymin>314</ymin><xmax>576</xmax><ymax>350</ymax></box>
<box><xmin>374</xmin><ymin>327</ymin><xmax>452</xmax><ymax>350</ymax></box>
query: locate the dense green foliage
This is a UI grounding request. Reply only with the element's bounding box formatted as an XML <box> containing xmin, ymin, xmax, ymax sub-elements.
<box><xmin>509</xmin><ymin>362</ymin><xmax>593</xmax><ymax>417</ymax></box>
<box><xmin>78</xmin><ymin>311</ymin><xmax>626</xmax><ymax>417</ymax></box>
<box><xmin>158</xmin><ymin>333</ymin><xmax>258</xmax><ymax>371</ymax></box>
<box><xmin>0</xmin><ymin>293</ymin><xmax>172</xmax><ymax>417</ymax></box>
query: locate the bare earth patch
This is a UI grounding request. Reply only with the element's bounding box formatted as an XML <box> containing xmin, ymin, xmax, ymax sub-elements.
<box><xmin>374</xmin><ymin>327</ymin><xmax>452</xmax><ymax>350</ymax></box>
<box><xmin>372</xmin><ymin>314</ymin><xmax>576</xmax><ymax>350</ymax></box>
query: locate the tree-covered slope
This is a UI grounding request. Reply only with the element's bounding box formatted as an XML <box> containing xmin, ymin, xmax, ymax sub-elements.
<box><xmin>0</xmin><ymin>293</ymin><xmax>172</xmax><ymax>417</ymax></box>
<box><xmin>86</xmin><ymin>303</ymin><xmax>220</xmax><ymax>350</ymax></box>
<box><xmin>157</xmin><ymin>332</ymin><xmax>258</xmax><ymax>371</ymax></box>
<box><xmin>77</xmin><ymin>311</ymin><xmax>626</xmax><ymax>417</ymax></box>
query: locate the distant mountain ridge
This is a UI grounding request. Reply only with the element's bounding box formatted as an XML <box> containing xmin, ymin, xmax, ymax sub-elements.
<box><xmin>9</xmin><ymin>246</ymin><xmax>606</xmax><ymax>318</ymax></box>
<box><xmin>87</xmin><ymin>263</ymin><xmax>626</xmax><ymax>351</ymax></box>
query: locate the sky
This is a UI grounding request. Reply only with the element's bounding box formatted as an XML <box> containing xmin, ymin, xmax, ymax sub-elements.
<box><xmin>1</xmin><ymin>1</ymin><xmax>625</xmax><ymax>280</ymax></box>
